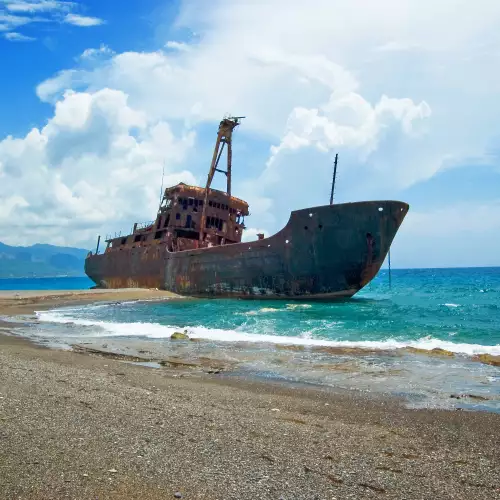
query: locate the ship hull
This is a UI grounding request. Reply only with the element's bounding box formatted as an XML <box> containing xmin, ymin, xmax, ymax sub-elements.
<box><xmin>85</xmin><ymin>201</ymin><xmax>408</xmax><ymax>300</ymax></box>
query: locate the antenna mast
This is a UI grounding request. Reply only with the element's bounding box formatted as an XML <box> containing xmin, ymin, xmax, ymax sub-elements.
<box><xmin>158</xmin><ymin>162</ymin><xmax>165</xmax><ymax>211</ymax></box>
<box><xmin>199</xmin><ymin>116</ymin><xmax>244</xmax><ymax>243</ymax></box>
<box><xmin>329</xmin><ymin>153</ymin><xmax>338</xmax><ymax>205</ymax></box>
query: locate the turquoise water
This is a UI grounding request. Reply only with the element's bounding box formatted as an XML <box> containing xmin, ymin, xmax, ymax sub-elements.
<box><xmin>18</xmin><ymin>268</ymin><xmax>500</xmax><ymax>411</ymax></box>
<box><xmin>35</xmin><ymin>268</ymin><xmax>500</xmax><ymax>353</ymax></box>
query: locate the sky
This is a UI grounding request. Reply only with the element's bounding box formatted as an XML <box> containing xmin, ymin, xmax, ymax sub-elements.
<box><xmin>0</xmin><ymin>0</ymin><xmax>499</xmax><ymax>268</ymax></box>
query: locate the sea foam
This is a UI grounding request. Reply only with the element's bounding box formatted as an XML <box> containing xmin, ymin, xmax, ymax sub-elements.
<box><xmin>36</xmin><ymin>310</ymin><xmax>500</xmax><ymax>356</ymax></box>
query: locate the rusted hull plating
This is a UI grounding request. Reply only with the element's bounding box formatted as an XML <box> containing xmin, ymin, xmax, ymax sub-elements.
<box><xmin>85</xmin><ymin>201</ymin><xmax>409</xmax><ymax>299</ymax></box>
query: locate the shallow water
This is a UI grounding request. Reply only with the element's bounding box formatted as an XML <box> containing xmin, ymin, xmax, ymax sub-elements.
<box><xmin>15</xmin><ymin>268</ymin><xmax>500</xmax><ymax>412</ymax></box>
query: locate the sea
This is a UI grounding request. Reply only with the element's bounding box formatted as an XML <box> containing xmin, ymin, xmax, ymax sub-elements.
<box><xmin>3</xmin><ymin>268</ymin><xmax>500</xmax><ymax>412</ymax></box>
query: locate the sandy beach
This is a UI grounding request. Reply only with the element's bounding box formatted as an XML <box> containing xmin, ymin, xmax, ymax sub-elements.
<box><xmin>0</xmin><ymin>288</ymin><xmax>180</xmax><ymax>316</ymax></box>
<box><xmin>1</xmin><ymin>290</ymin><xmax>499</xmax><ymax>499</ymax></box>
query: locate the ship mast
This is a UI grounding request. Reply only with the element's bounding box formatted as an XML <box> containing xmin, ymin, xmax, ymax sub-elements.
<box><xmin>199</xmin><ymin>116</ymin><xmax>244</xmax><ymax>243</ymax></box>
<box><xmin>329</xmin><ymin>153</ymin><xmax>338</xmax><ymax>205</ymax></box>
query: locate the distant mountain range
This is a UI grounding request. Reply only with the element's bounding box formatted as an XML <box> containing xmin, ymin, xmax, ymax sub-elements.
<box><xmin>0</xmin><ymin>242</ymin><xmax>90</xmax><ymax>278</ymax></box>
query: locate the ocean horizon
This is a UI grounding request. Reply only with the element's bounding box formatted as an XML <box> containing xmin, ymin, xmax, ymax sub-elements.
<box><xmin>1</xmin><ymin>265</ymin><xmax>500</xmax><ymax>290</ymax></box>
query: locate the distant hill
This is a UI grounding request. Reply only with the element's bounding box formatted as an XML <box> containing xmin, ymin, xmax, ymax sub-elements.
<box><xmin>0</xmin><ymin>242</ymin><xmax>90</xmax><ymax>278</ymax></box>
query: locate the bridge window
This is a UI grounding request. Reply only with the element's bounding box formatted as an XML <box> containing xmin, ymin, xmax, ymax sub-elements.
<box><xmin>176</xmin><ymin>213</ymin><xmax>180</xmax><ymax>220</ymax></box>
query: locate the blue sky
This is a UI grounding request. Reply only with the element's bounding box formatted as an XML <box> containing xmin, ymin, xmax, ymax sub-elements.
<box><xmin>0</xmin><ymin>0</ymin><xmax>499</xmax><ymax>268</ymax></box>
<box><xmin>0</xmin><ymin>0</ymin><xmax>178</xmax><ymax>136</ymax></box>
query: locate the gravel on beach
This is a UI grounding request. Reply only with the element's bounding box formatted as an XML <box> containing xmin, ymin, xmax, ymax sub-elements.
<box><xmin>0</xmin><ymin>290</ymin><xmax>499</xmax><ymax>499</ymax></box>
<box><xmin>1</xmin><ymin>333</ymin><xmax>499</xmax><ymax>500</ymax></box>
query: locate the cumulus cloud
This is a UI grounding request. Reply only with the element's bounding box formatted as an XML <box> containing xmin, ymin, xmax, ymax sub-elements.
<box><xmin>79</xmin><ymin>44</ymin><xmax>114</xmax><ymax>61</ymax></box>
<box><xmin>33</xmin><ymin>0</ymin><xmax>500</xmax><ymax>191</ymax></box>
<box><xmin>0</xmin><ymin>88</ymin><xmax>196</xmax><ymax>246</ymax></box>
<box><xmin>267</xmin><ymin>95</ymin><xmax>432</xmax><ymax>164</ymax></box>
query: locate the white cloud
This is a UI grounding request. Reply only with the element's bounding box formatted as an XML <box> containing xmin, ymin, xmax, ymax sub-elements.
<box><xmin>373</xmin><ymin>41</ymin><xmax>421</xmax><ymax>53</ymax></box>
<box><xmin>267</xmin><ymin>95</ymin><xmax>431</xmax><ymax>166</ymax></box>
<box><xmin>79</xmin><ymin>44</ymin><xmax>114</xmax><ymax>61</ymax></box>
<box><xmin>3</xmin><ymin>30</ymin><xmax>34</xmax><ymax>40</ymax></box>
<box><xmin>164</xmin><ymin>40</ymin><xmax>191</xmax><ymax>52</ymax></box>
<box><xmin>5</xmin><ymin>1</ymin><xmax>71</xmax><ymax>13</ymax></box>
<box><xmin>242</xmin><ymin>228</ymin><xmax>267</xmax><ymax>242</ymax></box>
<box><xmin>64</xmin><ymin>13</ymin><xmax>103</xmax><ymax>27</ymax></box>
<box><xmin>0</xmin><ymin>12</ymin><xmax>35</xmax><ymax>29</ymax></box>
<box><xmin>0</xmin><ymin>0</ymin><xmax>104</xmax><ymax>40</ymax></box>
<box><xmin>33</xmin><ymin>0</ymin><xmax>500</xmax><ymax>192</ymax></box>
<box><xmin>0</xmin><ymin>88</ymin><xmax>196</xmax><ymax>246</ymax></box>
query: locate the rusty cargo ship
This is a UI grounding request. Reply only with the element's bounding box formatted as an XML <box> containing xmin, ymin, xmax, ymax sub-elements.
<box><xmin>85</xmin><ymin>117</ymin><xmax>408</xmax><ymax>299</ymax></box>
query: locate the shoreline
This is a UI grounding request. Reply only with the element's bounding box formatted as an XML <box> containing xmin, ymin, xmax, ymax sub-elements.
<box><xmin>2</xmin><ymin>289</ymin><xmax>499</xmax><ymax>409</ymax></box>
<box><xmin>0</xmin><ymin>288</ymin><xmax>182</xmax><ymax>316</ymax></box>
<box><xmin>1</xmin><ymin>290</ymin><xmax>500</xmax><ymax>498</ymax></box>
<box><xmin>2</xmin><ymin>288</ymin><xmax>499</xmax><ymax>361</ymax></box>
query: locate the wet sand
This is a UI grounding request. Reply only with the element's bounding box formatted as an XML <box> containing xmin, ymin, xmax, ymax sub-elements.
<box><xmin>1</xmin><ymin>290</ymin><xmax>500</xmax><ymax>499</ymax></box>
<box><xmin>0</xmin><ymin>288</ymin><xmax>181</xmax><ymax>316</ymax></box>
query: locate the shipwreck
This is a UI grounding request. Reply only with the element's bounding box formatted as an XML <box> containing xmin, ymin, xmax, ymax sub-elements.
<box><xmin>85</xmin><ymin>116</ymin><xmax>408</xmax><ymax>299</ymax></box>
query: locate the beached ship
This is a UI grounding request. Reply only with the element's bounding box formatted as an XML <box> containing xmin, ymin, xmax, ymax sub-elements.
<box><xmin>85</xmin><ymin>117</ymin><xmax>408</xmax><ymax>299</ymax></box>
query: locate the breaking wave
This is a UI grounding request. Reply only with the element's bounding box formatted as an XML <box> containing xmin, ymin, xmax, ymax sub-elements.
<box><xmin>35</xmin><ymin>310</ymin><xmax>500</xmax><ymax>356</ymax></box>
<box><xmin>238</xmin><ymin>304</ymin><xmax>312</xmax><ymax>316</ymax></box>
